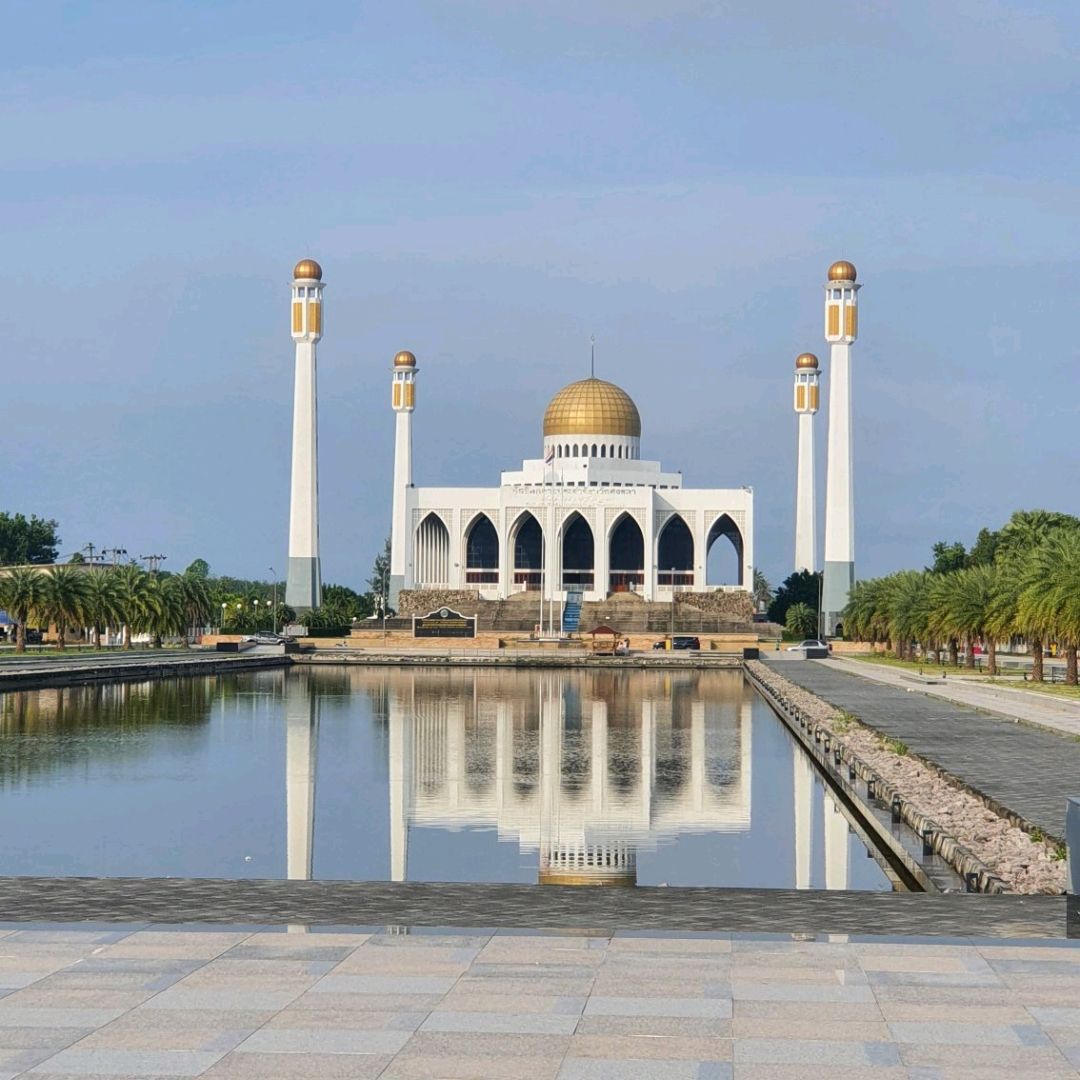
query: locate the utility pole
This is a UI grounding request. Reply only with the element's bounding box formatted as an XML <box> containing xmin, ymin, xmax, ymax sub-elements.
<box><xmin>81</xmin><ymin>542</ymin><xmax>103</xmax><ymax>564</ymax></box>
<box><xmin>142</xmin><ymin>554</ymin><xmax>167</xmax><ymax>573</ymax></box>
<box><xmin>103</xmin><ymin>547</ymin><xmax>128</xmax><ymax>566</ymax></box>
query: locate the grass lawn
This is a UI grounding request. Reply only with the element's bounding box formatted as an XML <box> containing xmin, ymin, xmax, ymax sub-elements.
<box><xmin>975</xmin><ymin>677</ymin><xmax>1080</xmax><ymax>699</ymax></box>
<box><xmin>847</xmin><ymin>653</ymin><xmax>977</xmax><ymax>675</ymax></box>
<box><xmin>0</xmin><ymin>647</ymin><xmax>183</xmax><ymax>663</ymax></box>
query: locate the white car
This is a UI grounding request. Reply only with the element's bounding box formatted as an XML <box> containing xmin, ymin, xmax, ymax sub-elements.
<box><xmin>786</xmin><ymin>639</ymin><xmax>829</xmax><ymax>652</ymax></box>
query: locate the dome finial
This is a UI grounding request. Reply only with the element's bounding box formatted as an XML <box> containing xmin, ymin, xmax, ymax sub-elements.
<box><xmin>795</xmin><ymin>352</ymin><xmax>819</xmax><ymax>370</ymax></box>
<box><xmin>394</xmin><ymin>350</ymin><xmax>416</xmax><ymax>368</ymax></box>
<box><xmin>827</xmin><ymin>260</ymin><xmax>856</xmax><ymax>282</ymax></box>
<box><xmin>293</xmin><ymin>258</ymin><xmax>323</xmax><ymax>281</ymax></box>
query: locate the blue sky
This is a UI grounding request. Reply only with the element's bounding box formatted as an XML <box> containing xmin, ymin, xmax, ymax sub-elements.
<box><xmin>2</xmin><ymin>0</ymin><xmax>1076</xmax><ymax>588</ymax></box>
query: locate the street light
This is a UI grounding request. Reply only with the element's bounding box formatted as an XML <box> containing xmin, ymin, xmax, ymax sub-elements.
<box><xmin>670</xmin><ymin>566</ymin><xmax>676</xmax><ymax>647</ymax></box>
<box><xmin>254</xmin><ymin>599</ymin><xmax>260</xmax><ymax>631</ymax></box>
<box><xmin>220</xmin><ymin>602</ymin><xmax>226</xmax><ymax>633</ymax></box>
<box><xmin>269</xmin><ymin>568</ymin><xmax>278</xmax><ymax>634</ymax></box>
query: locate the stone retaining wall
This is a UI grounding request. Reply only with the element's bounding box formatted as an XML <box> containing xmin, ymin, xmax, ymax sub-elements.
<box><xmin>676</xmin><ymin>590</ymin><xmax>755</xmax><ymax>619</ymax></box>
<box><xmin>396</xmin><ymin>590</ymin><xmax>482</xmax><ymax>616</ymax></box>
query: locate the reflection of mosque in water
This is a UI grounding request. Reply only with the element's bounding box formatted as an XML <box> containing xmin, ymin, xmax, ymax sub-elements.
<box><xmin>282</xmin><ymin>668</ymin><xmax>855</xmax><ymax>889</ymax></box>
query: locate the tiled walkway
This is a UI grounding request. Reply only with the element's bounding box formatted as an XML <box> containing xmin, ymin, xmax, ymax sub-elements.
<box><xmin>765</xmin><ymin>655</ymin><xmax>1080</xmax><ymax>839</ymax></box>
<box><xmin>0</xmin><ymin>925</ymin><xmax>1076</xmax><ymax>1078</ymax></box>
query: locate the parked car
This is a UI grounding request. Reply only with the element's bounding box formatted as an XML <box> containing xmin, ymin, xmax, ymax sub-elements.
<box><xmin>653</xmin><ymin>636</ymin><xmax>701</xmax><ymax>651</ymax></box>
<box><xmin>786</xmin><ymin>639</ymin><xmax>830</xmax><ymax>652</ymax></box>
<box><xmin>244</xmin><ymin>631</ymin><xmax>290</xmax><ymax>645</ymax></box>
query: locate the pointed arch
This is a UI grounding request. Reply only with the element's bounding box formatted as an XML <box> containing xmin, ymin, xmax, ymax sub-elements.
<box><xmin>415</xmin><ymin>513</ymin><xmax>451</xmax><ymax>587</ymax></box>
<box><xmin>464</xmin><ymin>513</ymin><xmax>499</xmax><ymax>584</ymax></box>
<box><xmin>657</xmin><ymin>514</ymin><xmax>694</xmax><ymax>587</ymax></box>
<box><xmin>706</xmin><ymin>513</ymin><xmax>744</xmax><ymax>586</ymax></box>
<box><xmin>609</xmin><ymin>513</ymin><xmax>644</xmax><ymax>594</ymax></box>
<box><xmin>560</xmin><ymin>512</ymin><xmax>595</xmax><ymax>589</ymax></box>
<box><xmin>511</xmin><ymin>511</ymin><xmax>543</xmax><ymax>590</ymax></box>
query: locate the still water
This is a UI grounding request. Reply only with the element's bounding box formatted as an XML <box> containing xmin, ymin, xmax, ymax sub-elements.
<box><xmin>0</xmin><ymin>668</ymin><xmax>888</xmax><ymax>890</ymax></box>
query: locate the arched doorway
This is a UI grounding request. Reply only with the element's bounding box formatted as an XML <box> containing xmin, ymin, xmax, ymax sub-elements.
<box><xmin>416</xmin><ymin>513</ymin><xmax>451</xmax><ymax>587</ymax></box>
<box><xmin>512</xmin><ymin>512</ymin><xmax>543</xmax><ymax>590</ymax></box>
<box><xmin>657</xmin><ymin>515</ymin><xmax>694</xmax><ymax>588</ymax></box>
<box><xmin>609</xmin><ymin>514</ymin><xmax>644</xmax><ymax>593</ymax></box>
<box><xmin>465</xmin><ymin>515</ymin><xmax>499</xmax><ymax>584</ymax></box>
<box><xmin>706</xmin><ymin>514</ymin><xmax>744</xmax><ymax>586</ymax></box>
<box><xmin>560</xmin><ymin>513</ymin><xmax>594</xmax><ymax>590</ymax></box>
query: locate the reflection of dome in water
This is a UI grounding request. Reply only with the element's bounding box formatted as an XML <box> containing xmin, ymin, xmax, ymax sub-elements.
<box><xmin>538</xmin><ymin>842</ymin><xmax>637</xmax><ymax>887</ymax></box>
<box><xmin>542</xmin><ymin>378</ymin><xmax>641</xmax><ymax>438</ymax></box>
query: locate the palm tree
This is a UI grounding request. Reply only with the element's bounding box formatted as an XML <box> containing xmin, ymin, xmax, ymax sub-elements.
<box><xmin>114</xmin><ymin>564</ymin><xmax>160</xmax><ymax>649</ymax></box>
<box><xmin>1018</xmin><ymin>530</ymin><xmax>1080</xmax><ymax>685</ymax></box>
<box><xmin>0</xmin><ymin>567</ymin><xmax>42</xmax><ymax>654</ymax></box>
<box><xmin>885</xmin><ymin>570</ymin><xmax>932</xmax><ymax>661</ymax></box>
<box><xmin>82</xmin><ymin>570</ymin><xmax>122</xmax><ymax>648</ymax></box>
<box><xmin>842</xmin><ymin>578</ymin><xmax>888</xmax><ymax>649</ymax></box>
<box><xmin>930</xmin><ymin>565</ymin><xmax>997</xmax><ymax>672</ymax></box>
<box><xmin>174</xmin><ymin>572</ymin><xmax>211</xmax><ymax>644</ymax></box>
<box><xmin>37</xmin><ymin>567</ymin><xmax>88</xmax><ymax>652</ymax></box>
<box><xmin>784</xmin><ymin>602</ymin><xmax>817</xmax><ymax>638</ymax></box>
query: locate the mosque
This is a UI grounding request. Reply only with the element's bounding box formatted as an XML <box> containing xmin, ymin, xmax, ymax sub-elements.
<box><xmin>387</xmin><ymin>350</ymin><xmax>753</xmax><ymax>610</ymax></box>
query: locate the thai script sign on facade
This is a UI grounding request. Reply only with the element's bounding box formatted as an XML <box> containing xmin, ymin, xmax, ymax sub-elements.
<box><xmin>413</xmin><ymin>607</ymin><xmax>476</xmax><ymax>638</ymax></box>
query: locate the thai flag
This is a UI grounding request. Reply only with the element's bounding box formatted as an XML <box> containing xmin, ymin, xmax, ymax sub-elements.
<box><xmin>545</xmin><ymin>446</ymin><xmax>555</xmax><ymax>464</ymax></box>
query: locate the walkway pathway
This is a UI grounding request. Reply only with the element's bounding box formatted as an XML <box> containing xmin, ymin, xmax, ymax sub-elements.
<box><xmin>766</xmin><ymin>655</ymin><xmax>1080</xmax><ymax>839</ymax></box>
<box><xmin>832</xmin><ymin>657</ymin><xmax>1080</xmax><ymax>738</ymax></box>
<box><xmin>0</xmin><ymin>923</ymin><xmax>1074</xmax><ymax>1078</ymax></box>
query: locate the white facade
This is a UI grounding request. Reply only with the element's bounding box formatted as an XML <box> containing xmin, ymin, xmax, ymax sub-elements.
<box><xmin>388</xmin><ymin>363</ymin><xmax>754</xmax><ymax>607</ymax></box>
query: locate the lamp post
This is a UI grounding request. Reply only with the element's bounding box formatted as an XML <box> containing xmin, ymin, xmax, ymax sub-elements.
<box><xmin>220</xmin><ymin>602</ymin><xmax>227</xmax><ymax>634</ymax></box>
<box><xmin>269</xmin><ymin>568</ymin><xmax>278</xmax><ymax>634</ymax></box>
<box><xmin>254</xmin><ymin>599</ymin><xmax>260</xmax><ymax>632</ymax></box>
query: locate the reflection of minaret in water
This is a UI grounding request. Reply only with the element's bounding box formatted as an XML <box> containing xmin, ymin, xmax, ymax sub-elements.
<box><xmin>285</xmin><ymin>678</ymin><xmax>319</xmax><ymax>881</ymax></box>
<box><xmin>793</xmin><ymin>750</ymin><xmax>813</xmax><ymax>890</ymax></box>
<box><xmin>389</xmin><ymin>679</ymin><xmax>413</xmax><ymax>882</ymax></box>
<box><xmin>824</xmin><ymin>789</ymin><xmax>850</xmax><ymax>890</ymax></box>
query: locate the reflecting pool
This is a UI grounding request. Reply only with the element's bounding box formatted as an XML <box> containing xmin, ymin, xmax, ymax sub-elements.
<box><xmin>0</xmin><ymin>667</ymin><xmax>889</xmax><ymax>890</ymax></box>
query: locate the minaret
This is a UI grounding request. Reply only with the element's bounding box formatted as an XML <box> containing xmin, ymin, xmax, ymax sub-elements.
<box><xmin>285</xmin><ymin>258</ymin><xmax>324</xmax><ymax>613</ymax></box>
<box><xmin>793</xmin><ymin>352</ymin><xmax>820</xmax><ymax>573</ymax></box>
<box><xmin>388</xmin><ymin>350</ymin><xmax>417</xmax><ymax>611</ymax></box>
<box><xmin>821</xmin><ymin>260</ymin><xmax>860</xmax><ymax>637</ymax></box>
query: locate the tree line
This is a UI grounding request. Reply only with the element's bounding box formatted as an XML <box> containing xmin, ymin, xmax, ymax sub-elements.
<box><xmin>0</xmin><ymin>564</ymin><xmax>212</xmax><ymax>653</ymax></box>
<box><xmin>841</xmin><ymin>509</ymin><xmax>1080</xmax><ymax>683</ymax></box>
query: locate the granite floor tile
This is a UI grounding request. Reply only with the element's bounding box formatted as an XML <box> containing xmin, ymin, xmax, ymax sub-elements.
<box><xmin>898</xmin><ymin>1043</ymin><xmax>1075</xmax><ymax>1068</ymax></box>
<box><xmin>0</xmin><ymin>1029</ymin><xmax>93</xmax><ymax>1051</ymax></box>
<box><xmin>733</xmin><ymin>1037</ymin><xmax>901</xmax><ymax>1066</ymax></box>
<box><xmin>419</xmin><ymin>1010</ymin><xmax>578</xmax><ymax>1034</ymax></box>
<box><xmin>888</xmin><ymin>1020</ymin><xmax>1050</xmax><ymax>1046</ymax></box>
<box><xmin>575</xmin><ymin>1015</ymin><xmax>733</xmax><ymax>1037</ymax></box>
<box><xmin>284</xmin><ymin>990</ymin><xmax>446</xmax><ymax>1012</ymax></box>
<box><xmin>567</xmin><ymin>1033</ymin><xmax>734</xmax><ymax>1061</ymax></box>
<box><xmin>201</xmin><ymin>1051</ymin><xmax>394</xmax><ymax>1078</ymax></box>
<box><xmin>557</xmin><ymin>1060</ymin><xmax>730</xmax><ymax>1079</ymax></box>
<box><xmin>608</xmin><ymin>936</ymin><xmax>731</xmax><ymax>955</ymax></box>
<box><xmin>26</xmin><ymin>1048</ymin><xmax>228</xmax><ymax>1075</ymax></box>
<box><xmin>380</xmin><ymin>1055</ymin><xmax>562</xmax><ymax>1080</ymax></box>
<box><xmin>584</xmin><ymin>995</ymin><xmax>732</xmax><ymax>1018</ymax></box>
<box><xmin>235</xmin><ymin>1028</ymin><xmax>411</xmax><ymax>1054</ymax></box>
<box><xmin>876</xmin><ymin>1003</ymin><xmax>1034</xmax><ymax>1025</ymax></box>
<box><xmin>140</xmin><ymin>987</ymin><xmax>303</xmax><ymax>1011</ymax></box>
<box><xmin>91</xmin><ymin>1009</ymin><xmax>274</xmax><ymax>1032</ymax></box>
<box><xmin>222</xmin><ymin>944</ymin><xmax>356</xmax><ymax>962</ymax></box>
<box><xmin>179</xmin><ymin>957</ymin><xmax>334</xmax><ymax>980</ymax></box>
<box><xmin>731</xmin><ymin>1017</ymin><xmax>892</xmax><ymax>1041</ymax></box>
<box><xmin>72</xmin><ymin>1027</ymin><xmax>252</xmax><ymax>1053</ymax></box>
<box><xmin>730</xmin><ymin>963</ymin><xmax>863</xmax><ymax>985</ymax></box>
<box><xmin>1029</xmin><ymin>1006</ymin><xmax>1080</xmax><ymax>1028</ymax></box>
<box><xmin>264</xmin><ymin>1007</ymin><xmax>427</xmax><ymax>1030</ymax></box>
<box><xmin>857</xmin><ymin>954</ymin><xmax>977</xmax><ymax>973</ymax></box>
<box><xmin>394</xmin><ymin>1031</ymin><xmax>571</xmax><ymax>1058</ymax></box>
<box><xmin>733</xmin><ymin>1001</ymin><xmax>885</xmax><ymax>1023</ymax></box>
<box><xmin>732</xmin><ymin>1067</ymin><xmax>908</xmax><ymax>1079</ymax></box>
<box><xmin>0</xmin><ymin>987</ymin><xmax>155</xmax><ymax>1010</ymax></box>
<box><xmin>310</xmin><ymin>974</ymin><xmax>459</xmax><ymax>995</ymax></box>
<box><xmin>732</xmin><ymin>982</ymin><xmax>875</xmax><ymax>1003</ymax></box>
<box><xmin>869</xmin><ymin>985</ymin><xmax>1016</xmax><ymax>1006</ymax></box>
<box><xmin>436</xmin><ymin>990</ymin><xmax>586</xmax><ymax>1014</ymax></box>
<box><xmin>0</xmin><ymin>1008</ymin><xmax>129</xmax><ymax>1029</ymax></box>
<box><xmin>29</xmin><ymin>970</ymin><xmax>190</xmax><ymax>993</ymax></box>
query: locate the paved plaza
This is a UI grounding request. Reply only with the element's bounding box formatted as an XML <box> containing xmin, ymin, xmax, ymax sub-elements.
<box><xmin>0</xmin><ymin>923</ymin><xmax>1074</xmax><ymax>1078</ymax></box>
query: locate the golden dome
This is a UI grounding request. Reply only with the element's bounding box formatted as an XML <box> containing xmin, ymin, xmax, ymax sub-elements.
<box><xmin>827</xmin><ymin>259</ymin><xmax>857</xmax><ymax>282</ymax></box>
<box><xmin>293</xmin><ymin>258</ymin><xmax>323</xmax><ymax>281</ymax></box>
<box><xmin>394</xmin><ymin>350</ymin><xmax>416</xmax><ymax>367</ymax></box>
<box><xmin>543</xmin><ymin>378</ymin><xmax>641</xmax><ymax>438</ymax></box>
<box><xmin>795</xmin><ymin>352</ymin><xmax>819</xmax><ymax>369</ymax></box>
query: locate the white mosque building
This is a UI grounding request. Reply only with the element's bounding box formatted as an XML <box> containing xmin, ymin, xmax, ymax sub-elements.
<box><xmin>387</xmin><ymin>352</ymin><xmax>754</xmax><ymax>610</ymax></box>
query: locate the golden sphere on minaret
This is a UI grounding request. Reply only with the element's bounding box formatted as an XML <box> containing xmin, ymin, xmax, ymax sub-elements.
<box><xmin>293</xmin><ymin>258</ymin><xmax>323</xmax><ymax>281</ymax></box>
<box><xmin>394</xmin><ymin>350</ymin><xmax>417</xmax><ymax>367</ymax></box>
<box><xmin>795</xmin><ymin>352</ymin><xmax>819</xmax><ymax>369</ymax></box>
<box><xmin>827</xmin><ymin>260</ymin><xmax>857</xmax><ymax>282</ymax></box>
